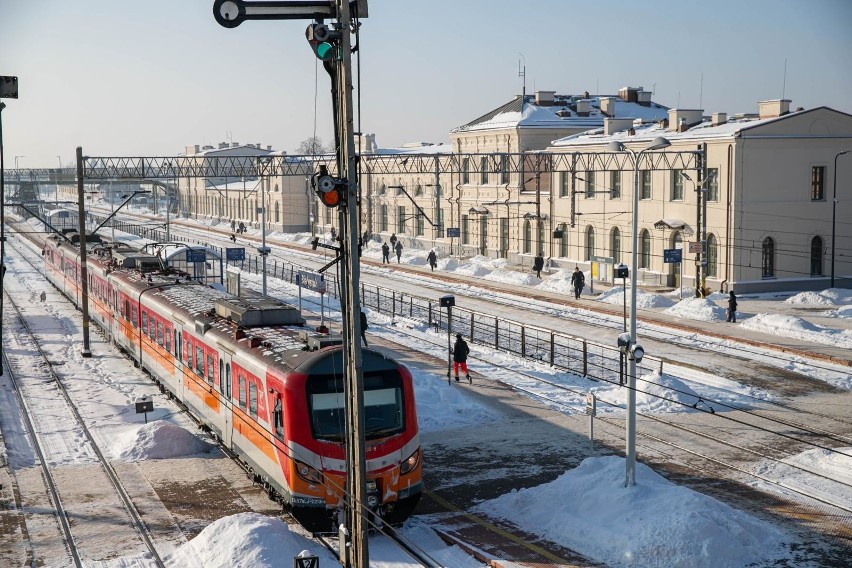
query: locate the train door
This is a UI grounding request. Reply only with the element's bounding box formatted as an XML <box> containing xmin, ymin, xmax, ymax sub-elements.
<box><xmin>173</xmin><ymin>325</ymin><xmax>186</xmax><ymax>401</ymax></box>
<box><xmin>220</xmin><ymin>353</ymin><xmax>234</xmax><ymax>448</ymax></box>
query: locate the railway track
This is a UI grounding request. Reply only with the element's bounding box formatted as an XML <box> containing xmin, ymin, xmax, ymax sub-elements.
<box><xmin>1</xmin><ymin>288</ymin><xmax>165</xmax><ymax>567</ymax></box>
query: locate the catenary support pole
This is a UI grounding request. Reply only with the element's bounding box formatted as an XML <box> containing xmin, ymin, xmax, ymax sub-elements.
<box><xmin>76</xmin><ymin>147</ymin><xmax>92</xmax><ymax>357</ymax></box>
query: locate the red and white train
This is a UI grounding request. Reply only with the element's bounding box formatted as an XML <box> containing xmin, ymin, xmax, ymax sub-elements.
<box><xmin>42</xmin><ymin>233</ymin><xmax>422</xmax><ymax>531</ymax></box>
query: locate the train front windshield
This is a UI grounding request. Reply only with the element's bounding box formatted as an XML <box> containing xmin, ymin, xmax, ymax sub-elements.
<box><xmin>308</xmin><ymin>374</ymin><xmax>405</xmax><ymax>441</ymax></box>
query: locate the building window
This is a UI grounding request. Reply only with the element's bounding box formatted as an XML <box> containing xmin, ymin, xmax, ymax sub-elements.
<box><xmin>559</xmin><ymin>223</ymin><xmax>569</xmax><ymax>258</ymax></box>
<box><xmin>461</xmin><ymin>215</ymin><xmax>470</xmax><ymax>245</ymax></box>
<box><xmin>640</xmin><ymin>229</ymin><xmax>651</xmax><ymax>269</ymax></box>
<box><xmin>499</xmin><ymin>217</ymin><xmax>509</xmax><ymax>258</ymax></box>
<box><xmin>610</xmin><ymin>227</ymin><xmax>621</xmax><ymax>263</ymax></box>
<box><xmin>610</xmin><ymin>171</ymin><xmax>621</xmax><ymax>199</ymax></box>
<box><xmin>462</xmin><ymin>158</ymin><xmax>470</xmax><ymax>184</ymax></box>
<box><xmin>480</xmin><ymin>157</ymin><xmax>488</xmax><ymax>185</ymax></box>
<box><xmin>560</xmin><ymin>172</ymin><xmax>570</xmax><ymax>197</ymax></box>
<box><xmin>707</xmin><ymin>168</ymin><xmax>719</xmax><ymax>201</ymax></box>
<box><xmin>436</xmin><ymin>209</ymin><xmax>445</xmax><ymax>238</ymax></box>
<box><xmin>706</xmin><ymin>234</ymin><xmax>718</xmax><ymax>277</ymax></box>
<box><xmin>641</xmin><ymin>170</ymin><xmax>651</xmax><ymax>200</ymax></box>
<box><xmin>585</xmin><ymin>226</ymin><xmax>595</xmax><ymax>261</ymax></box>
<box><xmin>500</xmin><ymin>155</ymin><xmax>509</xmax><ymax>185</ymax></box>
<box><xmin>415</xmin><ymin>183</ymin><xmax>423</xmax><ymax>196</ymax></box>
<box><xmin>811</xmin><ymin>166</ymin><xmax>825</xmax><ymax>200</ymax></box>
<box><xmin>585</xmin><ymin>171</ymin><xmax>595</xmax><ymax>198</ymax></box>
<box><xmin>762</xmin><ymin>237</ymin><xmax>775</xmax><ymax>277</ymax></box>
<box><xmin>810</xmin><ymin>236</ymin><xmax>823</xmax><ymax>276</ymax></box>
<box><xmin>380</xmin><ymin>205</ymin><xmax>388</xmax><ymax>232</ymax></box>
<box><xmin>416</xmin><ymin>216</ymin><xmax>424</xmax><ymax>236</ymax></box>
<box><xmin>378</xmin><ymin>183</ymin><xmax>386</xmax><ymax>195</ymax></box>
<box><xmin>275</xmin><ymin>201</ymin><xmax>280</xmax><ymax>223</ymax></box>
<box><xmin>397</xmin><ymin>206</ymin><xmax>406</xmax><ymax>234</ymax></box>
<box><xmin>671</xmin><ymin>170</ymin><xmax>684</xmax><ymax>201</ymax></box>
<box><xmin>523</xmin><ymin>220</ymin><xmax>532</xmax><ymax>254</ymax></box>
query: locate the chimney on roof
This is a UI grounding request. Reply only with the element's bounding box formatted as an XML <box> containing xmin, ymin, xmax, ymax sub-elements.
<box><xmin>575</xmin><ymin>99</ymin><xmax>590</xmax><ymax>117</ymax></box>
<box><xmin>667</xmin><ymin>108</ymin><xmax>704</xmax><ymax>131</ymax></box>
<box><xmin>218</xmin><ymin>142</ymin><xmax>228</xmax><ymax>149</ymax></box>
<box><xmin>267</xmin><ymin>145</ymin><xmax>272</xmax><ymax>150</ymax></box>
<box><xmin>600</xmin><ymin>97</ymin><xmax>616</xmax><ymax>117</ymax></box>
<box><xmin>186</xmin><ymin>145</ymin><xmax>200</xmax><ymax>155</ymax></box>
<box><xmin>758</xmin><ymin>99</ymin><xmax>791</xmax><ymax>119</ymax></box>
<box><xmin>535</xmin><ymin>90</ymin><xmax>555</xmax><ymax>106</ymax></box>
<box><xmin>712</xmin><ymin>112</ymin><xmax>727</xmax><ymax>126</ymax></box>
<box><xmin>618</xmin><ymin>87</ymin><xmax>641</xmax><ymax>103</ymax></box>
<box><xmin>604</xmin><ymin>117</ymin><xmax>635</xmax><ymax>136</ymax></box>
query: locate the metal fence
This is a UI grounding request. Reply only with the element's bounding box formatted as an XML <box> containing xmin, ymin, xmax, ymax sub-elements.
<box><xmin>90</xmin><ymin>213</ymin><xmax>655</xmax><ymax>384</ymax></box>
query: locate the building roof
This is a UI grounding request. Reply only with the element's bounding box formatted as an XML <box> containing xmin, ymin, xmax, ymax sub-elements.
<box><xmin>549</xmin><ymin>106</ymin><xmax>852</xmax><ymax>148</ymax></box>
<box><xmin>452</xmin><ymin>91</ymin><xmax>669</xmax><ymax>133</ymax></box>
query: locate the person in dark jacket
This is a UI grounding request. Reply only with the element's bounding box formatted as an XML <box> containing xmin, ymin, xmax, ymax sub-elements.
<box><xmin>533</xmin><ymin>253</ymin><xmax>544</xmax><ymax>278</ymax></box>
<box><xmin>389</xmin><ymin>233</ymin><xmax>397</xmax><ymax>248</ymax></box>
<box><xmin>453</xmin><ymin>333</ymin><xmax>471</xmax><ymax>383</ymax></box>
<box><xmin>727</xmin><ymin>291</ymin><xmax>738</xmax><ymax>323</ymax></box>
<box><xmin>381</xmin><ymin>242</ymin><xmax>390</xmax><ymax>264</ymax></box>
<box><xmin>395</xmin><ymin>240</ymin><xmax>403</xmax><ymax>263</ymax></box>
<box><xmin>570</xmin><ymin>267</ymin><xmax>585</xmax><ymax>299</ymax></box>
<box><xmin>427</xmin><ymin>249</ymin><xmax>438</xmax><ymax>271</ymax></box>
<box><xmin>360</xmin><ymin>309</ymin><xmax>369</xmax><ymax>347</ymax></box>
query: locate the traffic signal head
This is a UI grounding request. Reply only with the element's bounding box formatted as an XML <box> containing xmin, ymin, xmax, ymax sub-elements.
<box><xmin>312</xmin><ymin>166</ymin><xmax>344</xmax><ymax>208</ymax></box>
<box><xmin>306</xmin><ymin>23</ymin><xmax>336</xmax><ymax>61</ymax></box>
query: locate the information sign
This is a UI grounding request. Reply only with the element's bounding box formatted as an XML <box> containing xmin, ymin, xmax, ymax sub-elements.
<box><xmin>446</xmin><ymin>227</ymin><xmax>460</xmax><ymax>238</ymax></box>
<box><xmin>187</xmin><ymin>249</ymin><xmax>207</xmax><ymax>263</ymax></box>
<box><xmin>298</xmin><ymin>270</ymin><xmax>326</xmax><ymax>294</ymax></box>
<box><xmin>225</xmin><ymin>247</ymin><xmax>245</xmax><ymax>261</ymax></box>
<box><xmin>663</xmin><ymin>248</ymin><xmax>682</xmax><ymax>263</ymax></box>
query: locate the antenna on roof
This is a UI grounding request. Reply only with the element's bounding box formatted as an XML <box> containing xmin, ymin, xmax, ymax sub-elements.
<box><xmin>518</xmin><ymin>53</ymin><xmax>526</xmax><ymax>108</ymax></box>
<box><xmin>699</xmin><ymin>72</ymin><xmax>703</xmax><ymax>109</ymax></box>
<box><xmin>782</xmin><ymin>58</ymin><xmax>787</xmax><ymax>100</ymax></box>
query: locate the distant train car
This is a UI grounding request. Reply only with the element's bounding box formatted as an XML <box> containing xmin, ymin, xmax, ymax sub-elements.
<box><xmin>42</xmin><ymin>234</ymin><xmax>422</xmax><ymax>531</ymax></box>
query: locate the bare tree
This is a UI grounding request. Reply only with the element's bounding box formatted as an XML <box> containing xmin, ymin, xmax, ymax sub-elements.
<box><xmin>296</xmin><ymin>136</ymin><xmax>332</xmax><ymax>155</ymax></box>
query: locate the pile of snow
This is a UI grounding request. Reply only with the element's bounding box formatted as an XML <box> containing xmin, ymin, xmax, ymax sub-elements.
<box><xmin>749</xmin><ymin>446</ymin><xmax>852</xmax><ymax>512</ymax></box>
<box><xmin>740</xmin><ymin>314</ymin><xmax>852</xmax><ymax>349</ymax></box>
<box><xmin>664</xmin><ymin>297</ymin><xmax>727</xmax><ymax>321</ymax></box>
<box><xmin>483</xmin><ymin>269</ymin><xmax>540</xmax><ymax>286</ymax></box>
<box><xmin>825</xmin><ymin>305</ymin><xmax>852</xmax><ymax>319</ymax></box>
<box><xmin>595</xmin><ymin>371</ymin><xmax>704</xmax><ymax>414</ymax></box>
<box><xmin>411</xmin><ymin>367</ymin><xmax>500</xmax><ymax>432</ymax></box>
<box><xmin>473</xmin><ymin>456</ymin><xmax>791</xmax><ymax>568</ymax></box>
<box><xmin>784</xmin><ymin>288</ymin><xmax>852</xmax><ymax>306</ymax></box>
<box><xmin>597</xmin><ymin>287</ymin><xmax>677</xmax><ymax>309</ymax></box>
<box><xmin>112</xmin><ymin>420</ymin><xmax>213</xmax><ymax>460</ymax></box>
<box><xmin>536</xmin><ymin>269</ymin><xmax>577</xmax><ymax>294</ymax></box>
<box><xmin>165</xmin><ymin>512</ymin><xmax>334</xmax><ymax>567</ymax></box>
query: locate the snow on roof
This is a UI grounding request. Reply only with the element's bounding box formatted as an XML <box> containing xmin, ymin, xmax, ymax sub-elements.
<box><xmin>372</xmin><ymin>142</ymin><xmax>454</xmax><ymax>155</ymax></box>
<box><xmin>453</xmin><ymin>93</ymin><xmax>669</xmax><ymax>133</ymax></box>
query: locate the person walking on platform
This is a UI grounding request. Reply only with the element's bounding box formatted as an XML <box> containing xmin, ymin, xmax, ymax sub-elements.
<box><xmin>389</xmin><ymin>232</ymin><xmax>397</xmax><ymax>249</ymax></box>
<box><xmin>570</xmin><ymin>266</ymin><xmax>585</xmax><ymax>299</ymax></box>
<box><xmin>453</xmin><ymin>333</ymin><xmax>471</xmax><ymax>384</ymax></box>
<box><xmin>395</xmin><ymin>240</ymin><xmax>403</xmax><ymax>263</ymax></box>
<box><xmin>360</xmin><ymin>309</ymin><xmax>369</xmax><ymax>347</ymax></box>
<box><xmin>533</xmin><ymin>252</ymin><xmax>544</xmax><ymax>278</ymax></box>
<box><xmin>727</xmin><ymin>291</ymin><xmax>738</xmax><ymax>323</ymax></box>
<box><xmin>427</xmin><ymin>249</ymin><xmax>438</xmax><ymax>271</ymax></box>
<box><xmin>381</xmin><ymin>242</ymin><xmax>390</xmax><ymax>264</ymax></box>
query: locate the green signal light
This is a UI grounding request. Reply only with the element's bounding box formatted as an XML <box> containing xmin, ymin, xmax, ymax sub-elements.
<box><xmin>315</xmin><ymin>42</ymin><xmax>334</xmax><ymax>61</ymax></box>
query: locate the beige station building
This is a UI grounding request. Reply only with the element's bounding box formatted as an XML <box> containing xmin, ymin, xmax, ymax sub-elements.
<box><xmin>171</xmin><ymin>88</ymin><xmax>852</xmax><ymax>294</ymax></box>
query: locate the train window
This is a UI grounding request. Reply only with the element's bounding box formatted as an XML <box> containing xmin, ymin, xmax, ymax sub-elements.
<box><xmin>207</xmin><ymin>354</ymin><xmax>214</xmax><ymax>384</ymax></box>
<box><xmin>149</xmin><ymin>317</ymin><xmax>156</xmax><ymax>340</ymax></box>
<box><xmin>124</xmin><ymin>299</ymin><xmax>130</xmax><ymax>319</ymax></box>
<box><xmin>225</xmin><ymin>364</ymin><xmax>232</xmax><ymax>399</ymax></box>
<box><xmin>177</xmin><ymin>332</ymin><xmax>182</xmax><ymax>360</ymax></box>
<box><xmin>219</xmin><ymin>360</ymin><xmax>224</xmax><ymax>390</ymax></box>
<box><xmin>249</xmin><ymin>383</ymin><xmax>257</xmax><ymax>418</ymax></box>
<box><xmin>238</xmin><ymin>375</ymin><xmax>246</xmax><ymax>408</ymax></box>
<box><xmin>195</xmin><ymin>346</ymin><xmax>204</xmax><ymax>376</ymax></box>
<box><xmin>186</xmin><ymin>339</ymin><xmax>192</xmax><ymax>367</ymax></box>
<box><xmin>273</xmin><ymin>398</ymin><xmax>283</xmax><ymax>438</ymax></box>
<box><xmin>131</xmin><ymin>305</ymin><xmax>138</xmax><ymax>327</ymax></box>
<box><xmin>164</xmin><ymin>327</ymin><xmax>171</xmax><ymax>351</ymax></box>
<box><xmin>141</xmin><ymin>312</ymin><xmax>148</xmax><ymax>333</ymax></box>
<box><xmin>308</xmin><ymin>373</ymin><xmax>404</xmax><ymax>441</ymax></box>
<box><xmin>157</xmin><ymin>322</ymin><xmax>164</xmax><ymax>346</ymax></box>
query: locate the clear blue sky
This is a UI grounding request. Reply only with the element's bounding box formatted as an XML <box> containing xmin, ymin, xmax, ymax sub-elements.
<box><xmin>2</xmin><ymin>0</ymin><xmax>851</xmax><ymax>167</ymax></box>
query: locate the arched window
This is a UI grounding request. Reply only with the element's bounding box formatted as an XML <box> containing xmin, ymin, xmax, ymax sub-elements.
<box><xmin>610</xmin><ymin>227</ymin><xmax>621</xmax><ymax>264</ymax></box>
<box><xmin>274</xmin><ymin>201</ymin><xmax>280</xmax><ymax>223</ymax></box>
<box><xmin>640</xmin><ymin>229</ymin><xmax>651</xmax><ymax>269</ymax></box>
<box><xmin>671</xmin><ymin>231</ymin><xmax>683</xmax><ymax>251</ymax></box>
<box><xmin>559</xmin><ymin>223</ymin><xmax>569</xmax><ymax>258</ymax></box>
<box><xmin>762</xmin><ymin>237</ymin><xmax>775</xmax><ymax>277</ymax></box>
<box><xmin>706</xmin><ymin>234</ymin><xmax>718</xmax><ymax>277</ymax></box>
<box><xmin>585</xmin><ymin>226</ymin><xmax>595</xmax><ymax>261</ymax></box>
<box><xmin>523</xmin><ymin>220</ymin><xmax>532</xmax><ymax>254</ymax></box>
<box><xmin>810</xmin><ymin>236</ymin><xmax>823</xmax><ymax>276</ymax></box>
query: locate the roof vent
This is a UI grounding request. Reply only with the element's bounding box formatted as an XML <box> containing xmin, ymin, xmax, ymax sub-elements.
<box><xmin>535</xmin><ymin>90</ymin><xmax>555</xmax><ymax>106</ymax></box>
<box><xmin>758</xmin><ymin>99</ymin><xmax>791</xmax><ymax>119</ymax></box>
<box><xmin>600</xmin><ymin>97</ymin><xmax>616</xmax><ymax>117</ymax></box>
<box><xmin>712</xmin><ymin>112</ymin><xmax>727</xmax><ymax>126</ymax></box>
<box><xmin>214</xmin><ymin>294</ymin><xmax>304</xmax><ymax>327</ymax></box>
<box><xmin>575</xmin><ymin>100</ymin><xmax>590</xmax><ymax>117</ymax></box>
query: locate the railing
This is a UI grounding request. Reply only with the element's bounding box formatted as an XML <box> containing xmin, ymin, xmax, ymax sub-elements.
<box><xmin>88</xmin><ymin>213</ymin><xmax>655</xmax><ymax>384</ymax></box>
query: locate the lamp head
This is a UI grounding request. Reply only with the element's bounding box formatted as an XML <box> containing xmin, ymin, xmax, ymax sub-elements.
<box><xmin>680</xmin><ymin>172</ymin><xmax>692</xmax><ymax>181</ymax></box>
<box><xmin>646</xmin><ymin>136</ymin><xmax>671</xmax><ymax>151</ymax></box>
<box><xmin>607</xmin><ymin>141</ymin><xmax>625</xmax><ymax>152</ymax></box>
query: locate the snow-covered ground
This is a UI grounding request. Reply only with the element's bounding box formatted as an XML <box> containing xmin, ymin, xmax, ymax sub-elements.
<box><xmin>9</xmin><ymin>207</ymin><xmax>850</xmax><ymax>566</ymax></box>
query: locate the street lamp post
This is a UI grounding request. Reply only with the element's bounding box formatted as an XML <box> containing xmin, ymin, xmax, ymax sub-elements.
<box><xmin>832</xmin><ymin>150</ymin><xmax>849</xmax><ymax>288</ymax></box>
<box><xmin>607</xmin><ymin>136</ymin><xmax>671</xmax><ymax>487</ymax></box>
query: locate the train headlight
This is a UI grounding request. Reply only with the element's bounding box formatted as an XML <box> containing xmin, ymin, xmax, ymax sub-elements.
<box><xmin>295</xmin><ymin>460</ymin><xmax>324</xmax><ymax>484</ymax></box>
<box><xmin>400</xmin><ymin>449</ymin><xmax>420</xmax><ymax>475</ymax></box>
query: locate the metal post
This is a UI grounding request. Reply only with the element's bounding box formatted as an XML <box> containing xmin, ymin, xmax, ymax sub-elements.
<box><xmin>262</xmin><ymin>174</ymin><xmax>268</xmax><ymax>295</ymax></box>
<box><xmin>76</xmin><ymin>147</ymin><xmax>92</xmax><ymax>357</ymax></box>
<box><xmin>447</xmin><ymin>305</ymin><xmax>453</xmax><ymax>384</ymax></box>
<box><xmin>832</xmin><ymin>150</ymin><xmax>849</xmax><ymax>288</ymax></box>
<box><xmin>0</xmin><ymin>102</ymin><xmax>6</xmax><ymax>375</ymax></box>
<box><xmin>56</xmin><ymin>155</ymin><xmax>62</xmax><ymax>206</ymax></box>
